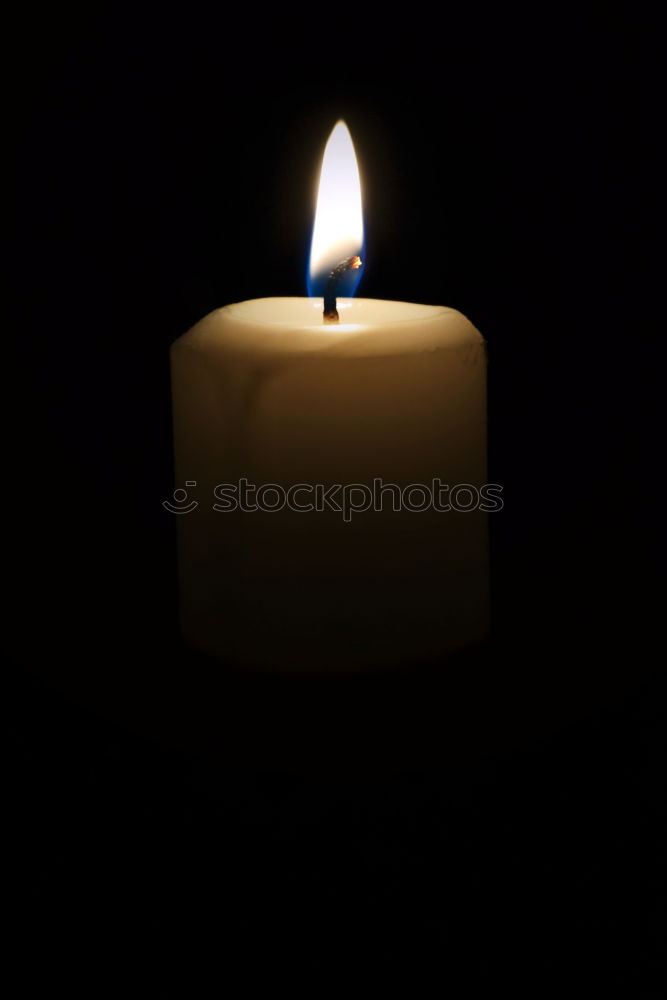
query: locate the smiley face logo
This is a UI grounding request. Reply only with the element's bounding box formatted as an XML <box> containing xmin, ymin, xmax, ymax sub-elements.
<box><xmin>163</xmin><ymin>481</ymin><xmax>199</xmax><ymax>513</ymax></box>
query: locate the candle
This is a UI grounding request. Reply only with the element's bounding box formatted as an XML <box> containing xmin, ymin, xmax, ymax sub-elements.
<box><xmin>170</xmin><ymin>122</ymin><xmax>489</xmax><ymax>670</ymax></box>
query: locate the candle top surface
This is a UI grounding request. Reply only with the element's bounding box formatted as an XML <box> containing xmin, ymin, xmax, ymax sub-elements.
<box><xmin>228</xmin><ymin>297</ymin><xmax>446</xmax><ymax>329</ymax></box>
<box><xmin>180</xmin><ymin>298</ymin><xmax>482</xmax><ymax>360</ymax></box>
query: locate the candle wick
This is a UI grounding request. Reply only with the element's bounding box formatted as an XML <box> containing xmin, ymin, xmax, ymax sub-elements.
<box><xmin>323</xmin><ymin>255</ymin><xmax>363</xmax><ymax>323</ymax></box>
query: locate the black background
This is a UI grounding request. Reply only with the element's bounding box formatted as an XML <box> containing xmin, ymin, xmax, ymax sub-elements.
<box><xmin>8</xmin><ymin>2</ymin><xmax>665</xmax><ymax>990</ymax></box>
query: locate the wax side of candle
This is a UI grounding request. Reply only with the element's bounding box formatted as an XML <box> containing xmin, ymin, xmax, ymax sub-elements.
<box><xmin>170</xmin><ymin>298</ymin><xmax>488</xmax><ymax>671</ymax></box>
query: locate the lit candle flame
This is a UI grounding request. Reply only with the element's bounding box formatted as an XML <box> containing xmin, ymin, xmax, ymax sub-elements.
<box><xmin>308</xmin><ymin>120</ymin><xmax>364</xmax><ymax>297</ymax></box>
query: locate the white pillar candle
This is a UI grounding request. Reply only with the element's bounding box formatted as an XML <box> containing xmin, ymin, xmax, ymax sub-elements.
<box><xmin>171</xmin><ymin>297</ymin><xmax>488</xmax><ymax>670</ymax></box>
<box><xmin>170</xmin><ymin>120</ymin><xmax>488</xmax><ymax>671</ymax></box>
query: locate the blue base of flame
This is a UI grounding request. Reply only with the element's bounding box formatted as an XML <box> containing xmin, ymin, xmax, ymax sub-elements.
<box><xmin>306</xmin><ymin>245</ymin><xmax>366</xmax><ymax>300</ymax></box>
